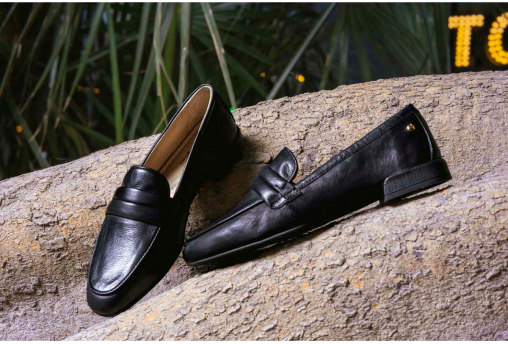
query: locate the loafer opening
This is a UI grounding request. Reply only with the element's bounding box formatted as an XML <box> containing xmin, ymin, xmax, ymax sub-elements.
<box><xmin>143</xmin><ymin>86</ymin><xmax>213</xmax><ymax>197</ymax></box>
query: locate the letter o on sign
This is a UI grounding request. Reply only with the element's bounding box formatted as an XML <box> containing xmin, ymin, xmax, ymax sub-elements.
<box><xmin>487</xmin><ymin>13</ymin><xmax>508</xmax><ymax>66</ymax></box>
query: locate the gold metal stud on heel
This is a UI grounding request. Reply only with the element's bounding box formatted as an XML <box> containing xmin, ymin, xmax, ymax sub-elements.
<box><xmin>406</xmin><ymin>123</ymin><xmax>416</xmax><ymax>132</ymax></box>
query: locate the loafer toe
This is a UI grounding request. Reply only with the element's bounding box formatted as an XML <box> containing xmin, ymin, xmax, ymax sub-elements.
<box><xmin>87</xmin><ymin>215</ymin><xmax>161</xmax><ymax>315</ymax></box>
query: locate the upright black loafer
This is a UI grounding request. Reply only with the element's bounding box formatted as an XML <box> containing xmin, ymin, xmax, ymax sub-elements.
<box><xmin>183</xmin><ymin>104</ymin><xmax>451</xmax><ymax>266</ymax></box>
<box><xmin>87</xmin><ymin>85</ymin><xmax>243</xmax><ymax>315</ymax></box>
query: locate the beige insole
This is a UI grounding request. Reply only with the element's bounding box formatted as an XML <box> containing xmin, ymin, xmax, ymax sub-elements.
<box><xmin>142</xmin><ymin>87</ymin><xmax>211</xmax><ymax>197</ymax></box>
<box><xmin>160</xmin><ymin>122</ymin><xmax>200</xmax><ymax>196</ymax></box>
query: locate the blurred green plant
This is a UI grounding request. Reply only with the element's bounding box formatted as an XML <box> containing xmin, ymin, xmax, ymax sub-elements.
<box><xmin>0</xmin><ymin>3</ymin><xmax>454</xmax><ymax>179</ymax></box>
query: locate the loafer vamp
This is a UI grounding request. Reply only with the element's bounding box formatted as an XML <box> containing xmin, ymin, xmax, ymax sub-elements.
<box><xmin>184</xmin><ymin>199</ymin><xmax>300</xmax><ymax>264</ymax></box>
<box><xmin>89</xmin><ymin>215</ymin><xmax>159</xmax><ymax>293</ymax></box>
<box><xmin>88</xmin><ymin>166</ymin><xmax>171</xmax><ymax>296</ymax></box>
<box><xmin>184</xmin><ymin>148</ymin><xmax>301</xmax><ymax>264</ymax></box>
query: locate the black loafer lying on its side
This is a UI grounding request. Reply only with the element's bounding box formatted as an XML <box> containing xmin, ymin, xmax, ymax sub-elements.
<box><xmin>183</xmin><ymin>104</ymin><xmax>451</xmax><ymax>266</ymax></box>
<box><xmin>87</xmin><ymin>85</ymin><xmax>243</xmax><ymax>316</ymax></box>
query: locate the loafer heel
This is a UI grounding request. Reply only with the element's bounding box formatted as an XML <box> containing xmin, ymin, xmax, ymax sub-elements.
<box><xmin>382</xmin><ymin>158</ymin><xmax>452</xmax><ymax>204</ymax></box>
<box><xmin>208</xmin><ymin>127</ymin><xmax>244</xmax><ymax>181</ymax></box>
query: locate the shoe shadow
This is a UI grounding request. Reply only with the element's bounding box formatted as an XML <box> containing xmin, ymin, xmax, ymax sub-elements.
<box><xmin>192</xmin><ymin>182</ymin><xmax>453</xmax><ymax>272</ymax></box>
<box><xmin>188</xmin><ymin>136</ymin><xmax>264</xmax><ymax>238</ymax></box>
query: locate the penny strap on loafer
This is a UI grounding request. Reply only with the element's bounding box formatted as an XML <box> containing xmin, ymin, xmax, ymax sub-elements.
<box><xmin>249</xmin><ymin>175</ymin><xmax>285</xmax><ymax>208</ymax></box>
<box><xmin>105</xmin><ymin>166</ymin><xmax>172</xmax><ymax>226</ymax></box>
<box><xmin>249</xmin><ymin>158</ymin><xmax>301</xmax><ymax>208</ymax></box>
<box><xmin>258</xmin><ymin>165</ymin><xmax>294</xmax><ymax>194</ymax></box>
<box><xmin>113</xmin><ymin>187</ymin><xmax>169</xmax><ymax>207</ymax></box>
<box><xmin>106</xmin><ymin>199</ymin><xmax>168</xmax><ymax>227</ymax></box>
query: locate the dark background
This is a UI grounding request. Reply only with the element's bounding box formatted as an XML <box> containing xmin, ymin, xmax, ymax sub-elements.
<box><xmin>1</xmin><ymin>3</ymin><xmax>507</xmax><ymax>180</ymax></box>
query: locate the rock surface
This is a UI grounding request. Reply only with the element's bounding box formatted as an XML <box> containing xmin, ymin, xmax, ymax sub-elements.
<box><xmin>0</xmin><ymin>71</ymin><xmax>507</xmax><ymax>340</ymax></box>
<box><xmin>69</xmin><ymin>169</ymin><xmax>508</xmax><ymax>340</ymax></box>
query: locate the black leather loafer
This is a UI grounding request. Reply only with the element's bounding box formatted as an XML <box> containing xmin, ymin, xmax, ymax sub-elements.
<box><xmin>87</xmin><ymin>85</ymin><xmax>243</xmax><ymax>316</ymax></box>
<box><xmin>183</xmin><ymin>104</ymin><xmax>451</xmax><ymax>266</ymax></box>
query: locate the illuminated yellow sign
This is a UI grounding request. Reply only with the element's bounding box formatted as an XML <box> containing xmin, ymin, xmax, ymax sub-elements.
<box><xmin>449</xmin><ymin>13</ymin><xmax>508</xmax><ymax>67</ymax></box>
<box><xmin>488</xmin><ymin>12</ymin><xmax>508</xmax><ymax>66</ymax></box>
<box><xmin>448</xmin><ymin>15</ymin><xmax>484</xmax><ymax>67</ymax></box>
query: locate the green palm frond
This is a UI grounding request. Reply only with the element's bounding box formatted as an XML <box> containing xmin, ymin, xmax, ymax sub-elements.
<box><xmin>1</xmin><ymin>2</ymin><xmax>473</xmax><ymax>179</ymax></box>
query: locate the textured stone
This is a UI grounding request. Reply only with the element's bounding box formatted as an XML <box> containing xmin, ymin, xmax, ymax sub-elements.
<box><xmin>40</xmin><ymin>237</ymin><xmax>66</xmax><ymax>251</ymax></box>
<box><xmin>1</xmin><ymin>71</ymin><xmax>508</xmax><ymax>340</ymax></box>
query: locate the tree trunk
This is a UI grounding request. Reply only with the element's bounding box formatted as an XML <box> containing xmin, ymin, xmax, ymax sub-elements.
<box><xmin>1</xmin><ymin>71</ymin><xmax>507</xmax><ymax>340</ymax></box>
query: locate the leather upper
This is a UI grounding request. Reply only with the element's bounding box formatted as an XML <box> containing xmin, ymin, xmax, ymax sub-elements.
<box><xmin>89</xmin><ymin>167</ymin><xmax>170</xmax><ymax>293</ymax></box>
<box><xmin>87</xmin><ymin>84</ymin><xmax>241</xmax><ymax>315</ymax></box>
<box><xmin>183</xmin><ymin>104</ymin><xmax>442</xmax><ymax>264</ymax></box>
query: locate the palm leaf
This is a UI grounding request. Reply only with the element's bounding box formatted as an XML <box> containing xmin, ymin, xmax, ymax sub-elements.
<box><xmin>0</xmin><ymin>3</ymin><xmax>43</xmax><ymax>99</ymax></box>
<box><xmin>178</xmin><ymin>3</ymin><xmax>192</xmax><ymax>105</ymax></box>
<box><xmin>267</xmin><ymin>3</ymin><xmax>336</xmax><ymax>100</ymax></box>
<box><xmin>21</xmin><ymin>3</ymin><xmax>62</xmax><ymax>99</ymax></box>
<box><xmin>63</xmin><ymin>121</ymin><xmax>115</xmax><ymax>147</ymax></box>
<box><xmin>190</xmin><ymin>49</ymin><xmax>207</xmax><ymax>84</ymax></box>
<box><xmin>63</xmin><ymin>3</ymin><xmax>105</xmax><ymax>111</ymax></box>
<box><xmin>153</xmin><ymin>4</ymin><xmax>178</xmax><ymax>117</ymax></box>
<box><xmin>105</xmin><ymin>3</ymin><xmax>123</xmax><ymax>143</ymax></box>
<box><xmin>123</xmin><ymin>3</ymin><xmax>151</xmax><ymax>122</ymax></box>
<box><xmin>18</xmin><ymin>4</ymin><xmax>75</xmax><ymax>115</ymax></box>
<box><xmin>5</xmin><ymin>95</ymin><xmax>49</xmax><ymax>168</ymax></box>
<box><xmin>0</xmin><ymin>3</ymin><xmax>17</xmax><ymax>36</ymax></box>
<box><xmin>128</xmin><ymin>3</ymin><xmax>175</xmax><ymax>140</ymax></box>
<box><xmin>201</xmin><ymin>2</ymin><xmax>237</xmax><ymax>108</ymax></box>
<box><xmin>319</xmin><ymin>7</ymin><xmax>344</xmax><ymax>90</ymax></box>
<box><xmin>49</xmin><ymin>5</ymin><xmax>82</xmax><ymax>116</ymax></box>
<box><xmin>226</xmin><ymin>55</ymin><xmax>267</xmax><ymax>98</ymax></box>
<box><xmin>66</xmin><ymin>34</ymin><xmax>138</xmax><ymax>73</ymax></box>
<box><xmin>191</xmin><ymin>30</ymin><xmax>266</xmax><ymax>99</ymax></box>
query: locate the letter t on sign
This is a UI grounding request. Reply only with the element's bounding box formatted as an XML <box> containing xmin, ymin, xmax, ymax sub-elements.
<box><xmin>449</xmin><ymin>15</ymin><xmax>484</xmax><ymax>67</ymax></box>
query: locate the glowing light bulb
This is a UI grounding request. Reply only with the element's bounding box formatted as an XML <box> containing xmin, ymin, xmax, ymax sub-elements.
<box><xmin>487</xmin><ymin>12</ymin><xmax>508</xmax><ymax>65</ymax></box>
